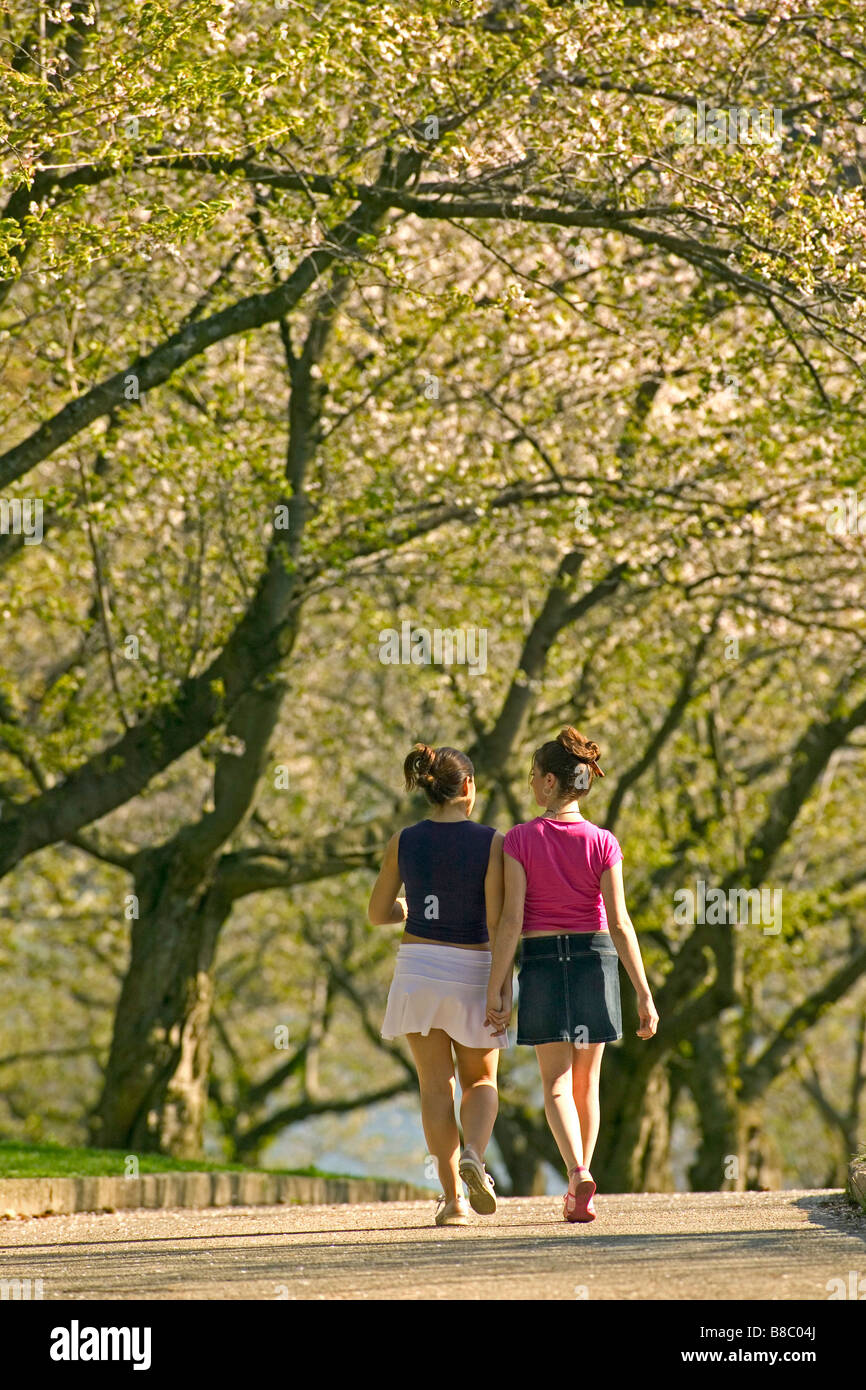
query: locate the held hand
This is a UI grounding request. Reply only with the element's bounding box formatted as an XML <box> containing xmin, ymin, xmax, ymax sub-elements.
<box><xmin>636</xmin><ymin>993</ymin><xmax>659</xmax><ymax>1040</ymax></box>
<box><xmin>485</xmin><ymin>986</ymin><xmax>511</xmax><ymax>1035</ymax></box>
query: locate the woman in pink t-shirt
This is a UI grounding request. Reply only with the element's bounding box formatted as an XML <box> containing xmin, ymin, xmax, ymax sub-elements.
<box><xmin>485</xmin><ymin>727</ymin><xmax>658</xmax><ymax>1222</ymax></box>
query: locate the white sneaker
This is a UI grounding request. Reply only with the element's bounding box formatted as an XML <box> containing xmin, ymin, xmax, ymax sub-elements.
<box><xmin>459</xmin><ymin>1149</ymin><xmax>497</xmax><ymax>1215</ymax></box>
<box><xmin>434</xmin><ymin>1194</ymin><xmax>470</xmax><ymax>1226</ymax></box>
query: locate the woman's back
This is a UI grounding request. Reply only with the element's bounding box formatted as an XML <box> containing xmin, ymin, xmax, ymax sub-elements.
<box><xmin>503</xmin><ymin>817</ymin><xmax>622</xmax><ymax>933</ymax></box>
<box><xmin>400</xmin><ymin>819</ymin><xmax>497</xmax><ymax>945</ymax></box>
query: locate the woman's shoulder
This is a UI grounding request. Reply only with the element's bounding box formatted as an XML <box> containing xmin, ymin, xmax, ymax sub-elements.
<box><xmin>587</xmin><ymin>821</ymin><xmax>623</xmax><ymax>864</ymax></box>
<box><xmin>480</xmin><ymin>825</ymin><xmax>504</xmax><ymax>856</ymax></box>
<box><xmin>582</xmin><ymin>818</ymin><xmax>616</xmax><ymax>836</ymax></box>
<box><xmin>503</xmin><ymin>817</ymin><xmax>541</xmax><ymax>845</ymax></box>
<box><xmin>397</xmin><ymin>819</ymin><xmax>430</xmax><ymax>847</ymax></box>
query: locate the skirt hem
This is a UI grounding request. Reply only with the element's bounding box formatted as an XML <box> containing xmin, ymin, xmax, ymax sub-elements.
<box><xmin>381</xmin><ymin>946</ymin><xmax>505</xmax><ymax>1050</ymax></box>
<box><xmin>516</xmin><ymin>1031</ymin><xmax>622</xmax><ymax>1046</ymax></box>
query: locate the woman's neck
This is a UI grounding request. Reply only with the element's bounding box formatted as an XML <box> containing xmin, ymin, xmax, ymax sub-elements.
<box><xmin>429</xmin><ymin>805</ymin><xmax>471</xmax><ymax>822</ymax></box>
<box><xmin>544</xmin><ymin>800</ymin><xmax>583</xmax><ymax>819</ymax></box>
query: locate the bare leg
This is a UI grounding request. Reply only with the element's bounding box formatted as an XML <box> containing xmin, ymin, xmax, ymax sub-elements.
<box><xmin>535</xmin><ymin>1041</ymin><xmax>585</xmax><ymax>1172</ymax></box>
<box><xmin>453</xmin><ymin>1042</ymin><xmax>499</xmax><ymax>1160</ymax></box>
<box><xmin>572</xmin><ymin>1041</ymin><xmax>605</xmax><ymax>1170</ymax></box>
<box><xmin>406</xmin><ymin>1030</ymin><xmax>460</xmax><ymax>1201</ymax></box>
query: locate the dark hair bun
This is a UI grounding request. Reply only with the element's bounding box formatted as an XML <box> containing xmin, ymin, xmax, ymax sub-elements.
<box><xmin>403</xmin><ymin>744</ymin><xmax>436</xmax><ymax>790</ymax></box>
<box><xmin>403</xmin><ymin>744</ymin><xmax>475</xmax><ymax>805</ymax></box>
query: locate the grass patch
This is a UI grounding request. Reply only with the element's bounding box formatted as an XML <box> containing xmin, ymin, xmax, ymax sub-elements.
<box><xmin>0</xmin><ymin>1140</ymin><xmax>366</xmax><ymax>1182</ymax></box>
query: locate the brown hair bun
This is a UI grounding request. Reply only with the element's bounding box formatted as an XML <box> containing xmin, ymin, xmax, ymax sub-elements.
<box><xmin>556</xmin><ymin>727</ymin><xmax>602</xmax><ymax>767</ymax></box>
<box><xmin>533</xmin><ymin>726</ymin><xmax>605</xmax><ymax>797</ymax></box>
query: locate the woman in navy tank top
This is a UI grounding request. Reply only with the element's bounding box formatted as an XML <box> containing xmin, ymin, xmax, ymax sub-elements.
<box><xmin>369</xmin><ymin>744</ymin><xmax>505</xmax><ymax>1226</ymax></box>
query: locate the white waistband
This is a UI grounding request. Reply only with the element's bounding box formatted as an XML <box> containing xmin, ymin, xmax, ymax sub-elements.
<box><xmin>398</xmin><ymin>943</ymin><xmax>491</xmax><ymax>956</ymax></box>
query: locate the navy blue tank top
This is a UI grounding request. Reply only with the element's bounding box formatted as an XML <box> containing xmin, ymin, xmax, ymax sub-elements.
<box><xmin>398</xmin><ymin>819</ymin><xmax>497</xmax><ymax>945</ymax></box>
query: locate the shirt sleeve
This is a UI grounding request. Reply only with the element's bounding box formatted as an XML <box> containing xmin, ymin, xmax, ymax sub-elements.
<box><xmin>600</xmin><ymin>829</ymin><xmax>623</xmax><ymax>872</ymax></box>
<box><xmin>503</xmin><ymin>824</ymin><xmax>526</xmax><ymax>867</ymax></box>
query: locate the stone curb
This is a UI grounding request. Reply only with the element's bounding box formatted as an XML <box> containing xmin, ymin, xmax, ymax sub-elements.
<box><xmin>847</xmin><ymin>1157</ymin><xmax>866</xmax><ymax>1213</ymax></box>
<box><xmin>0</xmin><ymin>1172</ymin><xmax>435</xmax><ymax>1218</ymax></box>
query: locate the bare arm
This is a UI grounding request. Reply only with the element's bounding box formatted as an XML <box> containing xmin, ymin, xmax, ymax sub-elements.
<box><xmin>367</xmin><ymin>831</ymin><xmax>407</xmax><ymax>926</ymax></box>
<box><xmin>600</xmin><ymin>860</ymin><xmax>659</xmax><ymax>1039</ymax></box>
<box><xmin>483</xmin><ymin>831</ymin><xmax>505</xmax><ymax>949</ymax></box>
<box><xmin>485</xmin><ymin>853</ymin><xmax>526</xmax><ymax>1031</ymax></box>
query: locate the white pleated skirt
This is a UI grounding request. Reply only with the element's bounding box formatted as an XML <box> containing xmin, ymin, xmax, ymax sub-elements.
<box><xmin>381</xmin><ymin>944</ymin><xmax>507</xmax><ymax>1050</ymax></box>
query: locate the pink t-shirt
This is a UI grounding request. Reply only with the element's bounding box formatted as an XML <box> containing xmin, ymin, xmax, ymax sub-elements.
<box><xmin>503</xmin><ymin>818</ymin><xmax>623</xmax><ymax>933</ymax></box>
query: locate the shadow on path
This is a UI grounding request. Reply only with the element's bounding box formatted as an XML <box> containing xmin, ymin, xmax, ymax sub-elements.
<box><xmin>792</xmin><ymin>1193</ymin><xmax>866</xmax><ymax>1243</ymax></box>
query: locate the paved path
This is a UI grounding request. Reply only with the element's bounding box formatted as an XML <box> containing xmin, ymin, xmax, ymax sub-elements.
<box><xmin>0</xmin><ymin>1190</ymin><xmax>863</xmax><ymax>1300</ymax></box>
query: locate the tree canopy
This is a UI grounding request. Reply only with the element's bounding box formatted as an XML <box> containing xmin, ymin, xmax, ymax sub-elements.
<box><xmin>1</xmin><ymin>0</ymin><xmax>864</xmax><ymax>1190</ymax></box>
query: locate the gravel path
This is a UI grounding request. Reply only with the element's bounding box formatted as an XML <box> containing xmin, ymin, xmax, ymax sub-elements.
<box><xmin>1</xmin><ymin>1189</ymin><xmax>863</xmax><ymax>1300</ymax></box>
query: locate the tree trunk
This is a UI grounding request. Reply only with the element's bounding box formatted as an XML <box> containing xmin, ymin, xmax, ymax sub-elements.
<box><xmin>492</xmin><ymin>1103</ymin><xmax>552</xmax><ymax>1195</ymax></box>
<box><xmin>89</xmin><ymin>676</ymin><xmax>287</xmax><ymax>1155</ymax></box>
<box><xmin>687</xmin><ymin>1022</ymin><xmax>742</xmax><ymax>1190</ymax></box>
<box><xmin>742</xmin><ymin>1103</ymin><xmax>782</xmax><ymax>1191</ymax></box>
<box><xmin>88</xmin><ymin>241</ymin><xmax>359</xmax><ymax>1155</ymax></box>
<box><xmin>596</xmin><ymin>1044</ymin><xmax>673</xmax><ymax>1191</ymax></box>
<box><xmin>89</xmin><ymin>848</ymin><xmax>233</xmax><ymax>1155</ymax></box>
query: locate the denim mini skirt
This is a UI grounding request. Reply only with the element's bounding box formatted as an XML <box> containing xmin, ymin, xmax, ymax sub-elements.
<box><xmin>516</xmin><ymin>932</ymin><xmax>622</xmax><ymax>1045</ymax></box>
